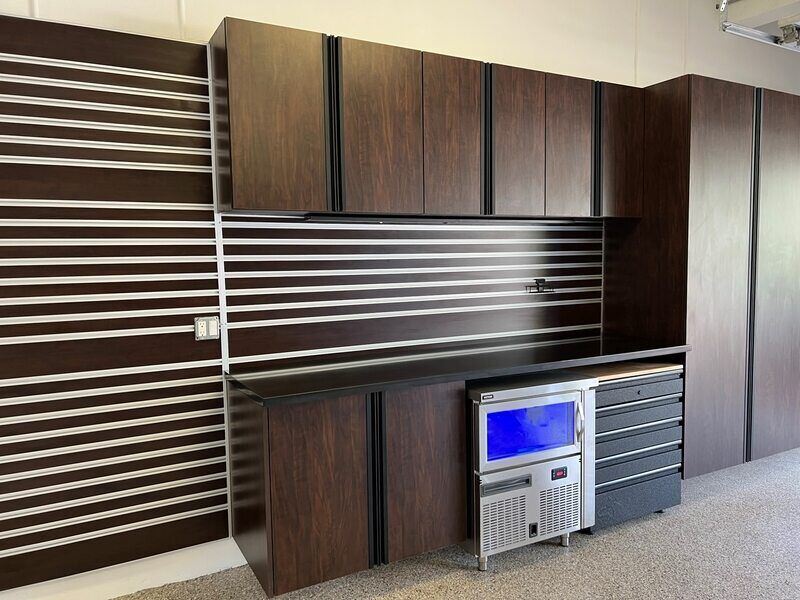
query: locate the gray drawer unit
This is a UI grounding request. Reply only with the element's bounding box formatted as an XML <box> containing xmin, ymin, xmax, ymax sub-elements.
<box><xmin>588</xmin><ymin>365</ymin><xmax>684</xmax><ymax>531</ymax></box>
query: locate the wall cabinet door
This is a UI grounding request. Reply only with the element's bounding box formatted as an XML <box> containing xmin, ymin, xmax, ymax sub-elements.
<box><xmin>545</xmin><ymin>73</ymin><xmax>593</xmax><ymax>217</ymax></box>
<box><xmin>751</xmin><ymin>89</ymin><xmax>800</xmax><ymax>461</ymax></box>
<box><xmin>385</xmin><ymin>382</ymin><xmax>467</xmax><ymax>562</ymax></box>
<box><xmin>268</xmin><ymin>394</ymin><xmax>369</xmax><ymax>594</ymax></box>
<box><xmin>491</xmin><ymin>64</ymin><xmax>546</xmax><ymax>216</ymax></box>
<box><xmin>211</xmin><ymin>18</ymin><xmax>329</xmax><ymax>212</ymax></box>
<box><xmin>422</xmin><ymin>53</ymin><xmax>482</xmax><ymax>215</ymax></box>
<box><xmin>600</xmin><ymin>82</ymin><xmax>644</xmax><ymax>217</ymax></box>
<box><xmin>340</xmin><ymin>38</ymin><xmax>424</xmax><ymax>213</ymax></box>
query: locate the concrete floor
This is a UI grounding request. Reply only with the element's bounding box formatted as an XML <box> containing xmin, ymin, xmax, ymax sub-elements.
<box><xmin>117</xmin><ymin>448</ymin><xmax>800</xmax><ymax>600</ymax></box>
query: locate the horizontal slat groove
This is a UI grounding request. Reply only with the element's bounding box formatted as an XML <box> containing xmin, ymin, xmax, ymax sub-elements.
<box><xmin>0</xmin><ymin>488</ymin><xmax>226</xmax><ymax>540</ymax></box>
<box><xmin>0</xmin><ymin>52</ymin><xmax>209</xmax><ymax>85</ymax></box>
<box><xmin>0</xmin><ymin>391</ymin><xmax>222</xmax><ymax>425</ymax></box>
<box><xmin>0</xmin><ymin>155</ymin><xmax>212</xmax><ymax>172</ymax></box>
<box><xmin>0</xmin><ymin>408</ymin><xmax>223</xmax><ymax>444</ymax></box>
<box><xmin>0</xmin><ymin>114</ymin><xmax>211</xmax><ymax>137</ymax></box>
<box><xmin>0</xmin><ymin>135</ymin><xmax>212</xmax><ymax>155</ymax></box>
<box><xmin>0</xmin><ymin>472</ymin><xmax>227</xmax><ymax>521</ymax></box>
<box><xmin>0</xmin><ymin>93</ymin><xmax>209</xmax><ymax>119</ymax></box>
<box><xmin>0</xmin><ymin>430</ymin><xmax>225</xmax><ymax>470</ymax></box>
<box><xmin>0</xmin><ymin>73</ymin><xmax>209</xmax><ymax>101</ymax></box>
<box><xmin>0</xmin><ymin>504</ymin><xmax>227</xmax><ymax>559</ymax></box>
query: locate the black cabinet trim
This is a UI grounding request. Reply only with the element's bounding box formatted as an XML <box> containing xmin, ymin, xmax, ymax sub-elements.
<box><xmin>744</xmin><ymin>87</ymin><xmax>762</xmax><ymax>463</ymax></box>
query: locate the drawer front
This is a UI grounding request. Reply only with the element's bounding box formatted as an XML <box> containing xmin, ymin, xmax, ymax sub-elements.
<box><xmin>596</xmin><ymin>449</ymin><xmax>683</xmax><ymax>486</ymax></box>
<box><xmin>596</xmin><ymin>402</ymin><xmax>683</xmax><ymax>435</ymax></box>
<box><xmin>596</xmin><ymin>425</ymin><xmax>683</xmax><ymax>461</ymax></box>
<box><xmin>596</xmin><ymin>376</ymin><xmax>683</xmax><ymax>409</ymax></box>
<box><xmin>594</xmin><ymin>472</ymin><xmax>682</xmax><ymax>530</ymax></box>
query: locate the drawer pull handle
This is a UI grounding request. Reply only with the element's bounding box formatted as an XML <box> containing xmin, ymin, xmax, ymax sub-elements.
<box><xmin>596</xmin><ymin>463</ymin><xmax>682</xmax><ymax>490</ymax></box>
<box><xmin>596</xmin><ymin>393</ymin><xmax>683</xmax><ymax>413</ymax></box>
<box><xmin>596</xmin><ymin>416</ymin><xmax>683</xmax><ymax>438</ymax></box>
<box><xmin>596</xmin><ymin>440</ymin><xmax>682</xmax><ymax>464</ymax></box>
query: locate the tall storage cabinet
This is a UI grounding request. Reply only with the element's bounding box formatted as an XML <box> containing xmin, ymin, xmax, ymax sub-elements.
<box><xmin>751</xmin><ymin>89</ymin><xmax>800</xmax><ymax>460</ymax></box>
<box><xmin>604</xmin><ymin>75</ymin><xmax>754</xmax><ymax>478</ymax></box>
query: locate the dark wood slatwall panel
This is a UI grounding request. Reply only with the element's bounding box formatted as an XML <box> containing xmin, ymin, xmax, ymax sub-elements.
<box><xmin>0</xmin><ymin>15</ymin><xmax>225</xmax><ymax>591</ymax></box>
<box><xmin>222</xmin><ymin>216</ymin><xmax>603</xmax><ymax>374</ymax></box>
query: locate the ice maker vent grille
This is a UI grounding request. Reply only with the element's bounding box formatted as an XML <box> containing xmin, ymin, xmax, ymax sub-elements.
<box><xmin>539</xmin><ymin>482</ymin><xmax>580</xmax><ymax>537</ymax></box>
<box><xmin>480</xmin><ymin>494</ymin><xmax>527</xmax><ymax>553</ymax></box>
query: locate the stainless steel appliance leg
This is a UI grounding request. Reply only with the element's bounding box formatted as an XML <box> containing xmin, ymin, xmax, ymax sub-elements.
<box><xmin>560</xmin><ymin>533</ymin><xmax>570</xmax><ymax>547</ymax></box>
<box><xmin>478</xmin><ymin>556</ymin><xmax>488</xmax><ymax>571</ymax></box>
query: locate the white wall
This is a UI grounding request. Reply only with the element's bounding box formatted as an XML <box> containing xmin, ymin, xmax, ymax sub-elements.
<box><xmin>1</xmin><ymin>0</ymin><xmax>800</xmax><ymax>92</ymax></box>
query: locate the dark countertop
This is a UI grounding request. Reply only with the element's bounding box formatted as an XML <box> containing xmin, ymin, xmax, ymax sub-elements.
<box><xmin>228</xmin><ymin>336</ymin><xmax>690</xmax><ymax>407</ymax></box>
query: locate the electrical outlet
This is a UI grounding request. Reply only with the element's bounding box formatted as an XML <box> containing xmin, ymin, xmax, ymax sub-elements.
<box><xmin>194</xmin><ymin>316</ymin><xmax>220</xmax><ymax>341</ymax></box>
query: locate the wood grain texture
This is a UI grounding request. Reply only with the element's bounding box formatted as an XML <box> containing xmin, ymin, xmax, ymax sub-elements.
<box><xmin>228</xmin><ymin>383</ymin><xmax>273</xmax><ymax>596</ymax></box>
<box><xmin>603</xmin><ymin>76</ymin><xmax>690</xmax><ymax>346</ymax></box>
<box><xmin>751</xmin><ymin>89</ymin><xmax>800</xmax><ymax>460</ymax></box>
<box><xmin>422</xmin><ymin>53</ymin><xmax>482</xmax><ymax>215</ymax></box>
<box><xmin>216</xmin><ymin>18</ymin><xmax>328</xmax><ymax>212</ymax></box>
<box><xmin>385</xmin><ymin>382</ymin><xmax>467</xmax><ymax>562</ymax></box>
<box><xmin>268</xmin><ymin>394</ymin><xmax>369</xmax><ymax>594</ymax></box>
<box><xmin>601</xmin><ymin>83</ymin><xmax>644</xmax><ymax>217</ymax></box>
<box><xmin>684</xmin><ymin>76</ymin><xmax>753</xmax><ymax>477</ymax></box>
<box><xmin>341</xmin><ymin>38</ymin><xmax>423</xmax><ymax>213</ymax></box>
<box><xmin>545</xmin><ymin>73</ymin><xmax>592</xmax><ymax>217</ymax></box>
<box><xmin>0</xmin><ymin>15</ymin><xmax>206</xmax><ymax>77</ymax></box>
<box><xmin>491</xmin><ymin>64</ymin><xmax>545</xmax><ymax>216</ymax></box>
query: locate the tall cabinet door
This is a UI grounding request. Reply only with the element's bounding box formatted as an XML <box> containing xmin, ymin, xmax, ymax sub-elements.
<box><xmin>491</xmin><ymin>64</ymin><xmax>546</xmax><ymax>216</ymax></box>
<box><xmin>422</xmin><ymin>53</ymin><xmax>482</xmax><ymax>215</ymax></box>
<box><xmin>751</xmin><ymin>89</ymin><xmax>800</xmax><ymax>460</ymax></box>
<box><xmin>340</xmin><ymin>38</ymin><xmax>423</xmax><ymax>213</ymax></box>
<box><xmin>545</xmin><ymin>73</ymin><xmax>593</xmax><ymax>217</ymax></box>
<box><xmin>684</xmin><ymin>76</ymin><xmax>753</xmax><ymax>477</ymax></box>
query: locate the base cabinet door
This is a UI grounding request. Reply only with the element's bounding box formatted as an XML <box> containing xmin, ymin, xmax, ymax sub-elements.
<box><xmin>385</xmin><ymin>382</ymin><xmax>467</xmax><ymax>562</ymax></box>
<box><xmin>268</xmin><ymin>394</ymin><xmax>370</xmax><ymax>594</ymax></box>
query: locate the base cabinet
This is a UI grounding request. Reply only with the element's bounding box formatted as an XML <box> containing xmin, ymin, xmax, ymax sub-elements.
<box><xmin>229</xmin><ymin>386</ymin><xmax>370</xmax><ymax>596</ymax></box>
<box><xmin>385</xmin><ymin>382</ymin><xmax>467</xmax><ymax>562</ymax></box>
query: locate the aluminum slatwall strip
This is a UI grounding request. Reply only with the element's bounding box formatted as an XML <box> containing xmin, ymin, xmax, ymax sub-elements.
<box><xmin>0</xmin><ymin>49</ymin><xmax>226</xmax><ymax>561</ymax></box>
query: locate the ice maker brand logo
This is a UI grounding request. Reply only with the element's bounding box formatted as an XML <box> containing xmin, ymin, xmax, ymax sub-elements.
<box><xmin>483</xmin><ymin>394</ymin><xmax>494</xmax><ymax>400</ymax></box>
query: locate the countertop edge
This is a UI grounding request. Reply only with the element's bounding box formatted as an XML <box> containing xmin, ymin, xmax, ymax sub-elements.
<box><xmin>227</xmin><ymin>344</ymin><xmax>691</xmax><ymax>407</ymax></box>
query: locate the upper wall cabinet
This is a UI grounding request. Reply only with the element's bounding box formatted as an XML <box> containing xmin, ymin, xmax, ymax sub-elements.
<box><xmin>422</xmin><ymin>53</ymin><xmax>483</xmax><ymax>216</ymax></box>
<box><xmin>339</xmin><ymin>41</ymin><xmax>482</xmax><ymax>215</ymax></box>
<box><xmin>600</xmin><ymin>82</ymin><xmax>644</xmax><ymax>217</ymax></box>
<box><xmin>491</xmin><ymin>64</ymin><xmax>546</xmax><ymax>216</ymax></box>
<box><xmin>211</xmin><ymin>18</ymin><xmax>329</xmax><ymax>212</ymax></box>
<box><xmin>544</xmin><ymin>73</ymin><xmax>593</xmax><ymax>217</ymax></box>
<box><xmin>339</xmin><ymin>38</ymin><xmax>424</xmax><ymax>214</ymax></box>
<box><xmin>491</xmin><ymin>67</ymin><xmax>594</xmax><ymax>217</ymax></box>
